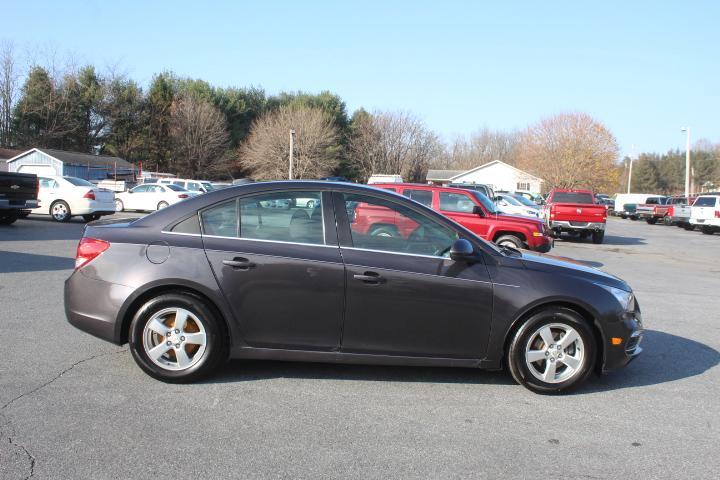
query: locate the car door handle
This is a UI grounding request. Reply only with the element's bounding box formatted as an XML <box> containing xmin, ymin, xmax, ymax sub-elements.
<box><xmin>353</xmin><ymin>271</ymin><xmax>385</xmax><ymax>285</ymax></box>
<box><xmin>223</xmin><ymin>258</ymin><xmax>256</xmax><ymax>270</ymax></box>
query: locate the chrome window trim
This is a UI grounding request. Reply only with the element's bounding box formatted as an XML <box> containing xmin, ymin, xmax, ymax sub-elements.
<box><xmin>161</xmin><ymin>230</ymin><xmax>201</xmax><ymax>237</ymax></box>
<box><xmin>202</xmin><ymin>234</ymin><xmax>337</xmax><ymax>249</ymax></box>
<box><xmin>341</xmin><ymin>246</ymin><xmax>450</xmax><ymax>260</ymax></box>
<box><xmin>344</xmin><ymin>263</ymin><xmax>492</xmax><ymax>285</ymax></box>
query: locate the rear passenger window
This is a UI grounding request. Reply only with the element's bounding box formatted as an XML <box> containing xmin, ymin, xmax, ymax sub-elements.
<box><xmin>439</xmin><ymin>192</ymin><xmax>475</xmax><ymax>213</ymax></box>
<box><xmin>171</xmin><ymin>214</ymin><xmax>200</xmax><ymax>234</ymax></box>
<box><xmin>201</xmin><ymin>200</ymin><xmax>239</xmax><ymax>237</ymax></box>
<box><xmin>239</xmin><ymin>191</ymin><xmax>324</xmax><ymax>245</ymax></box>
<box><xmin>403</xmin><ymin>189</ymin><xmax>433</xmax><ymax>207</ymax></box>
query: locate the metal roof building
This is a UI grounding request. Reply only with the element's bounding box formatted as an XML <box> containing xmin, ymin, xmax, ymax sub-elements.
<box><xmin>6</xmin><ymin>148</ymin><xmax>136</xmax><ymax>180</ymax></box>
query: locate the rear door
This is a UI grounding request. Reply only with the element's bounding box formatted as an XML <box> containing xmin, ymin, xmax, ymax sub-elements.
<box><xmin>202</xmin><ymin>189</ymin><xmax>345</xmax><ymax>351</ymax></box>
<box><xmin>334</xmin><ymin>190</ymin><xmax>493</xmax><ymax>358</ymax></box>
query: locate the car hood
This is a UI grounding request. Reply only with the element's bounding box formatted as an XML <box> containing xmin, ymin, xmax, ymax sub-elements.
<box><xmin>519</xmin><ymin>250</ymin><xmax>630</xmax><ymax>291</ymax></box>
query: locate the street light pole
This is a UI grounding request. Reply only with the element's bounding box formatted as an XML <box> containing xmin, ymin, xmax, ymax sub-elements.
<box><xmin>681</xmin><ymin>127</ymin><xmax>691</xmax><ymax>196</ymax></box>
<box><xmin>627</xmin><ymin>144</ymin><xmax>635</xmax><ymax>194</ymax></box>
<box><xmin>289</xmin><ymin>129</ymin><xmax>295</xmax><ymax>180</ymax></box>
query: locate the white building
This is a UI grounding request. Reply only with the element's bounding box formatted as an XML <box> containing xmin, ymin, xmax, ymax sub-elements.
<box><xmin>427</xmin><ymin>160</ymin><xmax>543</xmax><ymax>193</ymax></box>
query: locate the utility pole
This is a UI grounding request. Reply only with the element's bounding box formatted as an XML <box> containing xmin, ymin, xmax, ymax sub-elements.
<box><xmin>289</xmin><ymin>129</ymin><xmax>295</xmax><ymax>180</ymax></box>
<box><xmin>681</xmin><ymin>127</ymin><xmax>691</xmax><ymax>196</ymax></box>
<box><xmin>627</xmin><ymin>144</ymin><xmax>635</xmax><ymax>194</ymax></box>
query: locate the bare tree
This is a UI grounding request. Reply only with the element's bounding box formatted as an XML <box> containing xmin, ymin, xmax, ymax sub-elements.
<box><xmin>349</xmin><ymin>110</ymin><xmax>441</xmax><ymax>182</ymax></box>
<box><xmin>240</xmin><ymin>104</ymin><xmax>340</xmax><ymax>180</ymax></box>
<box><xmin>0</xmin><ymin>42</ymin><xmax>20</xmax><ymax>146</ymax></box>
<box><xmin>170</xmin><ymin>94</ymin><xmax>230</xmax><ymax>178</ymax></box>
<box><xmin>437</xmin><ymin>127</ymin><xmax>519</xmax><ymax>170</ymax></box>
<box><xmin>515</xmin><ymin>112</ymin><xmax>620</xmax><ymax>192</ymax></box>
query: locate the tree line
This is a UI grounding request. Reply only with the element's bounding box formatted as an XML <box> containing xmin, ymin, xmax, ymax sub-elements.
<box><xmin>1</xmin><ymin>42</ymin><xmax>717</xmax><ymax>192</ymax></box>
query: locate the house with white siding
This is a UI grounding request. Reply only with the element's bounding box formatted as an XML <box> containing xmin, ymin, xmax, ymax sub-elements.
<box><xmin>427</xmin><ymin>160</ymin><xmax>543</xmax><ymax>193</ymax></box>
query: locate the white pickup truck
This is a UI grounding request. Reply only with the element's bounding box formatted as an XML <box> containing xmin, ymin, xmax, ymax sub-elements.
<box><xmin>690</xmin><ymin>195</ymin><xmax>720</xmax><ymax>235</ymax></box>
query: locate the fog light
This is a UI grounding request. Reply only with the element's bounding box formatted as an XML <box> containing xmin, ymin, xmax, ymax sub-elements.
<box><xmin>611</xmin><ymin>337</ymin><xmax>623</xmax><ymax>345</ymax></box>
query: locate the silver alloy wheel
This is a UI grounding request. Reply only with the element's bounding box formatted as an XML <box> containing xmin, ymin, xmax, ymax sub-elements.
<box><xmin>524</xmin><ymin>323</ymin><xmax>585</xmax><ymax>384</ymax></box>
<box><xmin>142</xmin><ymin>307</ymin><xmax>208</xmax><ymax>371</ymax></box>
<box><xmin>115</xmin><ymin>199</ymin><xmax>124</xmax><ymax>212</ymax></box>
<box><xmin>157</xmin><ymin>201</ymin><xmax>169</xmax><ymax>210</ymax></box>
<box><xmin>51</xmin><ymin>202</ymin><xmax>69</xmax><ymax>221</ymax></box>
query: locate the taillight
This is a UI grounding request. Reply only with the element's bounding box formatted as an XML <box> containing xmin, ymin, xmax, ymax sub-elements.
<box><xmin>178</xmin><ymin>194</ymin><xmax>189</xmax><ymax>199</ymax></box>
<box><xmin>715</xmin><ymin>210</ymin><xmax>720</xmax><ymax>218</ymax></box>
<box><xmin>83</xmin><ymin>189</ymin><xmax>96</xmax><ymax>200</ymax></box>
<box><xmin>75</xmin><ymin>237</ymin><xmax>110</xmax><ymax>269</ymax></box>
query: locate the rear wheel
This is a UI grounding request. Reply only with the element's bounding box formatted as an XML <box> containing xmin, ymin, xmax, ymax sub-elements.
<box><xmin>495</xmin><ymin>234</ymin><xmax>525</xmax><ymax>249</ymax></box>
<box><xmin>114</xmin><ymin>199</ymin><xmax>124</xmax><ymax>212</ymax></box>
<box><xmin>701</xmin><ymin>226</ymin><xmax>715</xmax><ymax>235</ymax></box>
<box><xmin>0</xmin><ymin>214</ymin><xmax>18</xmax><ymax>225</ymax></box>
<box><xmin>507</xmin><ymin>307</ymin><xmax>596</xmax><ymax>394</ymax></box>
<box><xmin>129</xmin><ymin>293</ymin><xmax>228</xmax><ymax>383</ymax></box>
<box><xmin>683</xmin><ymin>224</ymin><xmax>695</xmax><ymax>231</ymax></box>
<box><xmin>591</xmin><ymin>231</ymin><xmax>604</xmax><ymax>244</ymax></box>
<box><xmin>50</xmin><ymin>201</ymin><xmax>71</xmax><ymax>222</ymax></box>
<box><xmin>646</xmin><ymin>218</ymin><xmax>657</xmax><ymax>225</ymax></box>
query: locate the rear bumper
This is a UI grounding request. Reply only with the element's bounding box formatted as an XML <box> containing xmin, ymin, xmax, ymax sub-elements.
<box><xmin>64</xmin><ymin>270</ymin><xmax>133</xmax><ymax>344</ymax></box>
<box><xmin>73</xmin><ymin>200</ymin><xmax>116</xmax><ymax>215</ymax></box>
<box><xmin>0</xmin><ymin>199</ymin><xmax>38</xmax><ymax>210</ymax></box>
<box><xmin>690</xmin><ymin>218</ymin><xmax>720</xmax><ymax>226</ymax></box>
<box><xmin>550</xmin><ymin>221</ymin><xmax>605</xmax><ymax>231</ymax></box>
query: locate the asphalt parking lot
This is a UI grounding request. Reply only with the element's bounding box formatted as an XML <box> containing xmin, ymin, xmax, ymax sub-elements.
<box><xmin>1</xmin><ymin>215</ymin><xmax>719</xmax><ymax>479</ymax></box>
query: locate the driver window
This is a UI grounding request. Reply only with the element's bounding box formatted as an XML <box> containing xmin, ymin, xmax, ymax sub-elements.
<box><xmin>342</xmin><ymin>193</ymin><xmax>457</xmax><ymax>257</ymax></box>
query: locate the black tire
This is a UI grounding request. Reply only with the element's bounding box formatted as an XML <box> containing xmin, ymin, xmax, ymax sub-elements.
<box><xmin>369</xmin><ymin>225</ymin><xmax>399</xmax><ymax>238</ymax></box>
<box><xmin>50</xmin><ymin>200</ymin><xmax>71</xmax><ymax>222</ymax></box>
<box><xmin>683</xmin><ymin>224</ymin><xmax>695</xmax><ymax>231</ymax></box>
<box><xmin>129</xmin><ymin>292</ymin><xmax>228</xmax><ymax>383</ymax></box>
<box><xmin>620</xmin><ymin>214</ymin><xmax>627</xmax><ymax>219</ymax></box>
<box><xmin>157</xmin><ymin>201</ymin><xmax>169</xmax><ymax>210</ymax></box>
<box><xmin>701</xmin><ymin>226</ymin><xmax>715</xmax><ymax>235</ymax></box>
<box><xmin>646</xmin><ymin>218</ymin><xmax>657</xmax><ymax>225</ymax></box>
<box><xmin>663</xmin><ymin>216</ymin><xmax>673</xmax><ymax>226</ymax></box>
<box><xmin>629</xmin><ymin>216</ymin><xmax>637</xmax><ymax>221</ymax></box>
<box><xmin>592</xmin><ymin>231</ymin><xmax>604</xmax><ymax>244</ymax></box>
<box><xmin>115</xmin><ymin>199</ymin><xmax>124</xmax><ymax>212</ymax></box>
<box><xmin>495</xmin><ymin>234</ymin><xmax>525</xmax><ymax>249</ymax></box>
<box><xmin>507</xmin><ymin>307</ymin><xmax>597</xmax><ymax>394</ymax></box>
<box><xmin>82</xmin><ymin>214</ymin><xmax>100</xmax><ymax>222</ymax></box>
<box><xmin>0</xmin><ymin>214</ymin><xmax>18</xmax><ymax>225</ymax></box>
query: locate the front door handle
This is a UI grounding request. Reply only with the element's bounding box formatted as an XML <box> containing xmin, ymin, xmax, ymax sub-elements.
<box><xmin>353</xmin><ymin>271</ymin><xmax>385</xmax><ymax>285</ymax></box>
<box><xmin>223</xmin><ymin>258</ymin><xmax>256</xmax><ymax>270</ymax></box>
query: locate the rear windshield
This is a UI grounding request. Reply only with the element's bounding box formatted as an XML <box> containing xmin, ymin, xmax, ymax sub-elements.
<box><xmin>693</xmin><ymin>197</ymin><xmax>718</xmax><ymax>207</ymax></box>
<box><xmin>645</xmin><ymin>197</ymin><xmax>666</xmax><ymax>205</ymax></box>
<box><xmin>551</xmin><ymin>192</ymin><xmax>594</xmax><ymax>204</ymax></box>
<box><xmin>64</xmin><ymin>177</ymin><xmax>94</xmax><ymax>187</ymax></box>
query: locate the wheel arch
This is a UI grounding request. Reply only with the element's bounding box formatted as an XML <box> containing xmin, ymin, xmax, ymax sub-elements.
<box><xmin>502</xmin><ymin>300</ymin><xmax>606</xmax><ymax>374</ymax></box>
<box><xmin>116</xmin><ymin>281</ymin><xmax>233</xmax><ymax>349</ymax></box>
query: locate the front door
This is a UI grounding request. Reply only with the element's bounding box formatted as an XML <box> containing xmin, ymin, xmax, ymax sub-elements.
<box><xmin>437</xmin><ymin>190</ymin><xmax>492</xmax><ymax>240</ymax></box>
<box><xmin>335</xmin><ymin>191</ymin><xmax>493</xmax><ymax>358</ymax></box>
<box><xmin>201</xmin><ymin>190</ymin><xmax>345</xmax><ymax>351</ymax></box>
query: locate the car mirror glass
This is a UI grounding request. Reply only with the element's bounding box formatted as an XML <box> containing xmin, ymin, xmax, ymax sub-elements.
<box><xmin>450</xmin><ymin>239</ymin><xmax>474</xmax><ymax>262</ymax></box>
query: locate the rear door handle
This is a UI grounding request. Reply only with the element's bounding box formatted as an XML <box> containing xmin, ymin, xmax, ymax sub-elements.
<box><xmin>223</xmin><ymin>258</ymin><xmax>256</xmax><ymax>270</ymax></box>
<box><xmin>353</xmin><ymin>271</ymin><xmax>385</xmax><ymax>285</ymax></box>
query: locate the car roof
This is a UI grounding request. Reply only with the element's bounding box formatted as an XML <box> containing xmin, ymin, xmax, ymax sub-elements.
<box><xmin>372</xmin><ymin>183</ymin><xmax>486</xmax><ymax>195</ymax></box>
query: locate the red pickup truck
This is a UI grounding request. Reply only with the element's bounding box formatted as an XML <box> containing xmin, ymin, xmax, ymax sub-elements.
<box><xmin>367</xmin><ymin>183</ymin><xmax>553</xmax><ymax>252</ymax></box>
<box><xmin>542</xmin><ymin>189</ymin><xmax>607</xmax><ymax>243</ymax></box>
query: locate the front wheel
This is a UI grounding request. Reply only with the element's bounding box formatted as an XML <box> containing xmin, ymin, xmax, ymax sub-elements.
<box><xmin>507</xmin><ymin>307</ymin><xmax>596</xmax><ymax>394</ymax></box>
<box><xmin>50</xmin><ymin>201</ymin><xmax>71</xmax><ymax>222</ymax></box>
<box><xmin>0</xmin><ymin>214</ymin><xmax>18</xmax><ymax>225</ymax></box>
<box><xmin>157</xmin><ymin>201</ymin><xmax>169</xmax><ymax>210</ymax></box>
<box><xmin>129</xmin><ymin>293</ymin><xmax>228</xmax><ymax>383</ymax></box>
<box><xmin>495</xmin><ymin>234</ymin><xmax>525</xmax><ymax>249</ymax></box>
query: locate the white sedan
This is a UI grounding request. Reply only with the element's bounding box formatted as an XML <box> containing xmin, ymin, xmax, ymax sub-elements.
<box><xmin>495</xmin><ymin>193</ymin><xmax>540</xmax><ymax>218</ymax></box>
<box><xmin>32</xmin><ymin>176</ymin><xmax>116</xmax><ymax>222</ymax></box>
<box><xmin>115</xmin><ymin>184</ymin><xmax>199</xmax><ymax>212</ymax></box>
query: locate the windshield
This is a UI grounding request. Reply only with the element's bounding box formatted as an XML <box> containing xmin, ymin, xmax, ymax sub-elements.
<box><xmin>165</xmin><ymin>184</ymin><xmax>188</xmax><ymax>192</ymax></box>
<box><xmin>500</xmin><ymin>195</ymin><xmax>523</xmax><ymax>206</ymax></box>
<box><xmin>551</xmin><ymin>192</ymin><xmax>594</xmax><ymax>204</ymax></box>
<box><xmin>511</xmin><ymin>194</ymin><xmax>536</xmax><ymax>207</ymax></box>
<box><xmin>469</xmin><ymin>190</ymin><xmax>499</xmax><ymax>214</ymax></box>
<box><xmin>64</xmin><ymin>177</ymin><xmax>94</xmax><ymax>187</ymax></box>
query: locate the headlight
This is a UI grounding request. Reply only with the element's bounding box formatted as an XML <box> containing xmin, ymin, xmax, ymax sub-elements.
<box><xmin>596</xmin><ymin>284</ymin><xmax>635</xmax><ymax>311</ymax></box>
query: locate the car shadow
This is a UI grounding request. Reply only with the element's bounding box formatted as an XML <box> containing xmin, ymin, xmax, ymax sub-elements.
<box><xmin>575</xmin><ymin>330</ymin><xmax>719</xmax><ymax>394</ymax></box>
<box><xmin>601</xmin><ymin>235</ymin><xmax>647</xmax><ymax>245</ymax></box>
<box><xmin>0</xmin><ymin>250</ymin><xmax>74</xmax><ymax>273</ymax></box>
<box><xmin>205</xmin><ymin>330</ymin><xmax>718</xmax><ymax>393</ymax></box>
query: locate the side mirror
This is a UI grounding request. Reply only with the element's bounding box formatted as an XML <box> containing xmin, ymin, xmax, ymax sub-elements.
<box><xmin>472</xmin><ymin>205</ymin><xmax>485</xmax><ymax>217</ymax></box>
<box><xmin>450</xmin><ymin>239</ymin><xmax>475</xmax><ymax>262</ymax></box>
<box><xmin>128</xmin><ymin>190</ymin><xmax>133</xmax><ymax>194</ymax></box>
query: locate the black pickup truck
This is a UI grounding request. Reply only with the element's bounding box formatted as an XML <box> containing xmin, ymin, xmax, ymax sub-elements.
<box><xmin>0</xmin><ymin>171</ymin><xmax>39</xmax><ymax>225</ymax></box>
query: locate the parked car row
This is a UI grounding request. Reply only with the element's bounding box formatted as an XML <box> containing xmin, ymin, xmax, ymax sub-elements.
<box><xmin>613</xmin><ymin>192</ymin><xmax>720</xmax><ymax>236</ymax></box>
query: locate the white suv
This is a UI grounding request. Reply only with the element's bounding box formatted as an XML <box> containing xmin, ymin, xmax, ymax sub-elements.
<box><xmin>690</xmin><ymin>195</ymin><xmax>720</xmax><ymax>234</ymax></box>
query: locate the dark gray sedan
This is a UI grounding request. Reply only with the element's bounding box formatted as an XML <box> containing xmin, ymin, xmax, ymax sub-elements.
<box><xmin>65</xmin><ymin>181</ymin><xmax>643</xmax><ymax>393</ymax></box>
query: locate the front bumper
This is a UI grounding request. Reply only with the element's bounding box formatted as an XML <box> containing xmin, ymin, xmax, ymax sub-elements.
<box><xmin>65</xmin><ymin>270</ymin><xmax>134</xmax><ymax>344</ymax></box>
<box><xmin>601</xmin><ymin>308</ymin><xmax>644</xmax><ymax>373</ymax></box>
<box><xmin>530</xmin><ymin>237</ymin><xmax>553</xmax><ymax>253</ymax></box>
<box><xmin>550</xmin><ymin>221</ymin><xmax>606</xmax><ymax>231</ymax></box>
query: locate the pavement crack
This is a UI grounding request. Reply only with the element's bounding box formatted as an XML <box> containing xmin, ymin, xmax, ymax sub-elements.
<box><xmin>0</xmin><ymin>348</ymin><xmax>127</xmax><ymax>480</ymax></box>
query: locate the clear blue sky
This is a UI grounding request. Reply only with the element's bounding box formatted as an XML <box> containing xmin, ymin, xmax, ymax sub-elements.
<box><xmin>4</xmin><ymin>0</ymin><xmax>718</xmax><ymax>156</ymax></box>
